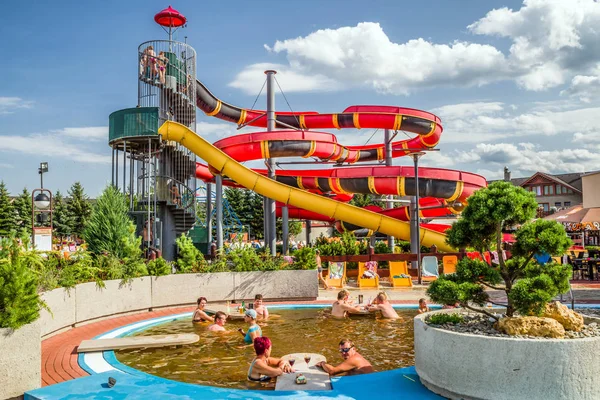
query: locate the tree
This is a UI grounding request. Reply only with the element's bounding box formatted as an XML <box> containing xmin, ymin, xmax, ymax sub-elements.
<box><xmin>225</xmin><ymin>187</ymin><xmax>265</xmax><ymax>239</ymax></box>
<box><xmin>0</xmin><ymin>237</ymin><xmax>45</xmax><ymax>329</ymax></box>
<box><xmin>13</xmin><ymin>188</ymin><xmax>32</xmax><ymax>237</ymax></box>
<box><xmin>350</xmin><ymin>193</ymin><xmax>384</xmax><ymax>208</ymax></box>
<box><xmin>52</xmin><ymin>190</ymin><xmax>73</xmax><ymax>240</ymax></box>
<box><xmin>82</xmin><ymin>186</ymin><xmax>137</xmax><ymax>258</ymax></box>
<box><xmin>0</xmin><ymin>181</ymin><xmax>16</xmax><ymax>237</ymax></box>
<box><xmin>67</xmin><ymin>182</ymin><xmax>91</xmax><ymax>239</ymax></box>
<box><xmin>427</xmin><ymin>181</ymin><xmax>572</xmax><ymax>319</ymax></box>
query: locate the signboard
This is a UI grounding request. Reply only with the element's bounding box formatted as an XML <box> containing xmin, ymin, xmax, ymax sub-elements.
<box><xmin>562</xmin><ymin>222</ymin><xmax>600</xmax><ymax>232</ymax></box>
<box><xmin>33</xmin><ymin>227</ymin><xmax>53</xmax><ymax>251</ymax></box>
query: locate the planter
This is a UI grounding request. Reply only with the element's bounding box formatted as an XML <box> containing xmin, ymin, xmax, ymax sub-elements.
<box><xmin>0</xmin><ymin>321</ymin><xmax>41</xmax><ymax>399</ymax></box>
<box><xmin>414</xmin><ymin>309</ymin><xmax>600</xmax><ymax>400</ymax></box>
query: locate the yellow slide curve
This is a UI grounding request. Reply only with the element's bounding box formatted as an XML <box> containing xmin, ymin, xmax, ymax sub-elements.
<box><xmin>159</xmin><ymin>121</ymin><xmax>454</xmax><ymax>252</ymax></box>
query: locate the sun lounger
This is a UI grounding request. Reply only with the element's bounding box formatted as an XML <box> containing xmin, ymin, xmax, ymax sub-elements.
<box><xmin>358</xmin><ymin>261</ymin><xmax>379</xmax><ymax>289</ymax></box>
<box><xmin>421</xmin><ymin>256</ymin><xmax>439</xmax><ymax>281</ymax></box>
<box><xmin>389</xmin><ymin>261</ymin><xmax>412</xmax><ymax>288</ymax></box>
<box><xmin>325</xmin><ymin>261</ymin><xmax>346</xmax><ymax>288</ymax></box>
<box><xmin>442</xmin><ymin>255</ymin><xmax>458</xmax><ymax>274</ymax></box>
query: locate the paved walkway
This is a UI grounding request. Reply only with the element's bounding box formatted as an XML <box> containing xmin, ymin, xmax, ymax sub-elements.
<box><xmin>41</xmin><ymin>282</ymin><xmax>600</xmax><ymax>387</ymax></box>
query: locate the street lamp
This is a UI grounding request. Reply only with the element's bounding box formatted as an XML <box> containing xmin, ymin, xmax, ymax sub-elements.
<box><xmin>32</xmin><ymin>162</ymin><xmax>53</xmax><ymax>250</ymax></box>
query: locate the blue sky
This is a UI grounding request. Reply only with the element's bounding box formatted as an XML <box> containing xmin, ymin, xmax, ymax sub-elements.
<box><xmin>2</xmin><ymin>0</ymin><xmax>600</xmax><ymax>196</ymax></box>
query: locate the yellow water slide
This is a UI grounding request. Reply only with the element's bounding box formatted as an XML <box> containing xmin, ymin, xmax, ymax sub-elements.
<box><xmin>159</xmin><ymin>121</ymin><xmax>454</xmax><ymax>252</ymax></box>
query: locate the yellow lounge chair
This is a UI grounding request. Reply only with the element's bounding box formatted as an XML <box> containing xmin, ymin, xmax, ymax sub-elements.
<box><xmin>358</xmin><ymin>261</ymin><xmax>379</xmax><ymax>289</ymax></box>
<box><xmin>326</xmin><ymin>261</ymin><xmax>347</xmax><ymax>288</ymax></box>
<box><xmin>389</xmin><ymin>261</ymin><xmax>413</xmax><ymax>288</ymax></box>
<box><xmin>442</xmin><ymin>256</ymin><xmax>458</xmax><ymax>274</ymax></box>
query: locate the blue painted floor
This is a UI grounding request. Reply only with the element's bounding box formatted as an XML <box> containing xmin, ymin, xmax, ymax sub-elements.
<box><xmin>26</xmin><ymin>366</ymin><xmax>442</xmax><ymax>400</ymax></box>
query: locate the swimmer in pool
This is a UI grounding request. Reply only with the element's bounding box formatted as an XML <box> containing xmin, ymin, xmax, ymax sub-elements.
<box><xmin>366</xmin><ymin>292</ymin><xmax>399</xmax><ymax>319</ymax></box>
<box><xmin>253</xmin><ymin>294</ymin><xmax>269</xmax><ymax>320</ymax></box>
<box><xmin>331</xmin><ymin>289</ymin><xmax>361</xmax><ymax>318</ymax></box>
<box><xmin>193</xmin><ymin>297</ymin><xmax>214</xmax><ymax>323</ymax></box>
<box><xmin>239</xmin><ymin>309</ymin><xmax>262</xmax><ymax>344</ymax></box>
<box><xmin>316</xmin><ymin>338</ymin><xmax>374</xmax><ymax>376</ymax></box>
<box><xmin>207</xmin><ymin>311</ymin><xmax>227</xmax><ymax>332</ymax></box>
<box><xmin>247</xmin><ymin>336</ymin><xmax>294</xmax><ymax>382</ymax></box>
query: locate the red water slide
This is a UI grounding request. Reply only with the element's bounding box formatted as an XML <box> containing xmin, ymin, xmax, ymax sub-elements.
<box><xmin>193</xmin><ymin>79</ymin><xmax>486</xmax><ymax>231</ymax></box>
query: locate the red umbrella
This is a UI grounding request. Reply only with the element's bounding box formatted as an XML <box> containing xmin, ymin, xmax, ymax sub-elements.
<box><xmin>154</xmin><ymin>6</ymin><xmax>187</xmax><ymax>27</ymax></box>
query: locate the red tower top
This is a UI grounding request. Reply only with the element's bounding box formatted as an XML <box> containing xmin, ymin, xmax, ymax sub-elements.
<box><xmin>154</xmin><ymin>5</ymin><xmax>186</xmax><ymax>28</ymax></box>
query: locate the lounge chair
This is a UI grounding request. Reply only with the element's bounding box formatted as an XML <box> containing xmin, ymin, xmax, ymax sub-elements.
<box><xmin>389</xmin><ymin>261</ymin><xmax>413</xmax><ymax>288</ymax></box>
<box><xmin>421</xmin><ymin>256</ymin><xmax>439</xmax><ymax>281</ymax></box>
<box><xmin>442</xmin><ymin>256</ymin><xmax>458</xmax><ymax>274</ymax></box>
<box><xmin>325</xmin><ymin>261</ymin><xmax>346</xmax><ymax>288</ymax></box>
<box><xmin>358</xmin><ymin>261</ymin><xmax>379</xmax><ymax>289</ymax></box>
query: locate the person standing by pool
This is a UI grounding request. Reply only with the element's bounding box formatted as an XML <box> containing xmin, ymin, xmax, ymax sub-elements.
<box><xmin>247</xmin><ymin>337</ymin><xmax>294</xmax><ymax>382</ymax></box>
<box><xmin>418</xmin><ymin>298</ymin><xmax>430</xmax><ymax>314</ymax></box>
<box><xmin>207</xmin><ymin>311</ymin><xmax>227</xmax><ymax>332</ymax></box>
<box><xmin>316</xmin><ymin>339</ymin><xmax>374</xmax><ymax>376</ymax></box>
<box><xmin>315</xmin><ymin>249</ymin><xmax>331</xmax><ymax>290</ymax></box>
<box><xmin>331</xmin><ymin>290</ymin><xmax>361</xmax><ymax>318</ymax></box>
<box><xmin>193</xmin><ymin>297</ymin><xmax>214</xmax><ymax>323</ymax></box>
<box><xmin>239</xmin><ymin>309</ymin><xmax>262</xmax><ymax>344</ymax></box>
<box><xmin>367</xmin><ymin>292</ymin><xmax>399</xmax><ymax>319</ymax></box>
<box><xmin>253</xmin><ymin>294</ymin><xmax>269</xmax><ymax>320</ymax></box>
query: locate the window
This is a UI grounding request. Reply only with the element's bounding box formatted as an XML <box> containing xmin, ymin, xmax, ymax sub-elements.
<box><xmin>567</xmin><ymin>187</ymin><xmax>573</xmax><ymax>194</ymax></box>
<box><xmin>556</xmin><ymin>185</ymin><xmax>563</xmax><ymax>194</ymax></box>
<box><xmin>565</xmin><ymin>201</ymin><xmax>571</xmax><ymax>207</ymax></box>
<box><xmin>532</xmin><ymin>186</ymin><xmax>542</xmax><ymax>196</ymax></box>
<box><xmin>539</xmin><ymin>203</ymin><xmax>550</xmax><ymax>212</ymax></box>
<box><xmin>544</xmin><ymin>185</ymin><xmax>554</xmax><ymax>195</ymax></box>
<box><xmin>555</xmin><ymin>202</ymin><xmax>561</xmax><ymax>207</ymax></box>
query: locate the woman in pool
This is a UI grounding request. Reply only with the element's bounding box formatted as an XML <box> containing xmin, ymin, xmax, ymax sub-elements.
<box><xmin>192</xmin><ymin>297</ymin><xmax>214</xmax><ymax>323</ymax></box>
<box><xmin>247</xmin><ymin>336</ymin><xmax>294</xmax><ymax>382</ymax></box>
<box><xmin>239</xmin><ymin>309</ymin><xmax>262</xmax><ymax>344</ymax></box>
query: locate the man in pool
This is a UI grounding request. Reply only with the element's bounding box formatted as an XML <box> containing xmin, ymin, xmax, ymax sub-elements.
<box><xmin>253</xmin><ymin>294</ymin><xmax>269</xmax><ymax>320</ymax></box>
<box><xmin>316</xmin><ymin>339</ymin><xmax>373</xmax><ymax>376</ymax></box>
<box><xmin>366</xmin><ymin>292</ymin><xmax>399</xmax><ymax>319</ymax></box>
<box><xmin>207</xmin><ymin>311</ymin><xmax>227</xmax><ymax>332</ymax></box>
<box><xmin>331</xmin><ymin>289</ymin><xmax>362</xmax><ymax>318</ymax></box>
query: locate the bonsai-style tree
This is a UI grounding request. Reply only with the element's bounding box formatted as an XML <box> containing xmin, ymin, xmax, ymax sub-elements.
<box><xmin>427</xmin><ymin>181</ymin><xmax>572</xmax><ymax>319</ymax></box>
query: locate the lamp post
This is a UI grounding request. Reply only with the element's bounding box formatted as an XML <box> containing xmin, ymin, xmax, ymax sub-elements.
<box><xmin>32</xmin><ymin>162</ymin><xmax>53</xmax><ymax>250</ymax></box>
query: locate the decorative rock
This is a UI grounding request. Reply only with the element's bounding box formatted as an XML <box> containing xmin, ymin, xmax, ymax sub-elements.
<box><xmin>496</xmin><ymin>316</ymin><xmax>565</xmax><ymax>338</ymax></box>
<box><xmin>543</xmin><ymin>301</ymin><xmax>584</xmax><ymax>332</ymax></box>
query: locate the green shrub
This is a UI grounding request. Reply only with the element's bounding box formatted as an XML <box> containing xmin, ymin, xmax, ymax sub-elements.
<box><xmin>291</xmin><ymin>247</ymin><xmax>317</xmax><ymax>270</ymax></box>
<box><xmin>175</xmin><ymin>234</ymin><xmax>208</xmax><ymax>273</ymax></box>
<box><xmin>147</xmin><ymin>257</ymin><xmax>172</xmax><ymax>276</ymax></box>
<box><xmin>427</xmin><ymin>313</ymin><xmax>464</xmax><ymax>325</ymax></box>
<box><xmin>0</xmin><ymin>237</ymin><xmax>46</xmax><ymax>329</ymax></box>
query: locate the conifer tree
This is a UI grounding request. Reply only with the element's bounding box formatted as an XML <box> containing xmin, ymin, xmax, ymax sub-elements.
<box><xmin>82</xmin><ymin>185</ymin><xmax>136</xmax><ymax>258</ymax></box>
<box><xmin>67</xmin><ymin>182</ymin><xmax>91</xmax><ymax>239</ymax></box>
<box><xmin>53</xmin><ymin>190</ymin><xmax>73</xmax><ymax>241</ymax></box>
<box><xmin>0</xmin><ymin>237</ymin><xmax>44</xmax><ymax>329</ymax></box>
<box><xmin>13</xmin><ymin>188</ymin><xmax>33</xmax><ymax>237</ymax></box>
<box><xmin>0</xmin><ymin>181</ymin><xmax>16</xmax><ymax>237</ymax></box>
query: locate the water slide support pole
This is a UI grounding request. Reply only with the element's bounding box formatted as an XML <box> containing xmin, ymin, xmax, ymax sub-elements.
<box><xmin>123</xmin><ymin>141</ymin><xmax>127</xmax><ymax>194</ymax></box>
<box><xmin>385</xmin><ymin>129</ymin><xmax>395</xmax><ymax>252</ymax></box>
<box><xmin>206</xmin><ymin>183</ymin><xmax>213</xmax><ymax>246</ymax></box>
<box><xmin>216</xmin><ymin>174</ymin><xmax>224</xmax><ymax>251</ymax></box>
<box><xmin>282</xmin><ymin>206</ymin><xmax>289</xmax><ymax>255</ymax></box>
<box><xmin>265</xmin><ymin>70</ymin><xmax>277</xmax><ymax>256</ymax></box>
<box><xmin>411</xmin><ymin>152</ymin><xmax>424</xmax><ymax>284</ymax></box>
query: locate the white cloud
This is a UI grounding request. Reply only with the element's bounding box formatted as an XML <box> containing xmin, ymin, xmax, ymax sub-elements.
<box><xmin>463</xmin><ymin>142</ymin><xmax>600</xmax><ymax>175</ymax></box>
<box><xmin>0</xmin><ymin>163</ymin><xmax>14</xmax><ymax>169</ymax></box>
<box><xmin>432</xmin><ymin>101</ymin><xmax>600</xmax><ymax>144</ymax></box>
<box><xmin>228</xmin><ymin>63</ymin><xmax>338</xmax><ymax>95</ymax></box>
<box><xmin>561</xmin><ymin>69</ymin><xmax>600</xmax><ymax>102</ymax></box>
<box><xmin>0</xmin><ymin>128</ymin><xmax>110</xmax><ymax>164</ymax></box>
<box><xmin>469</xmin><ymin>0</ymin><xmax>600</xmax><ymax>91</ymax></box>
<box><xmin>0</xmin><ymin>97</ymin><xmax>34</xmax><ymax>115</ymax></box>
<box><xmin>51</xmin><ymin>127</ymin><xmax>108</xmax><ymax>141</ymax></box>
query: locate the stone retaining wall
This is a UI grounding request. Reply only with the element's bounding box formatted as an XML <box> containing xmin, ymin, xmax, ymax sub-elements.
<box><xmin>414</xmin><ymin>310</ymin><xmax>600</xmax><ymax>400</ymax></box>
<box><xmin>39</xmin><ymin>270</ymin><xmax>317</xmax><ymax>338</ymax></box>
<box><xmin>0</xmin><ymin>321</ymin><xmax>40</xmax><ymax>399</ymax></box>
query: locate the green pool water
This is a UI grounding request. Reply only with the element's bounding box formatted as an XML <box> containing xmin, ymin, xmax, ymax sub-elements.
<box><xmin>116</xmin><ymin>308</ymin><xmax>417</xmax><ymax>389</ymax></box>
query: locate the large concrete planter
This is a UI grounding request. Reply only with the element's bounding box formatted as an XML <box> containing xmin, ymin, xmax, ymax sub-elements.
<box><xmin>40</xmin><ymin>270</ymin><xmax>318</xmax><ymax>338</ymax></box>
<box><xmin>0</xmin><ymin>321</ymin><xmax>41</xmax><ymax>399</ymax></box>
<box><xmin>414</xmin><ymin>310</ymin><xmax>600</xmax><ymax>400</ymax></box>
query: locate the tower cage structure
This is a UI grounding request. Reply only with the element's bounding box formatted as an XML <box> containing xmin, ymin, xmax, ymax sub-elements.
<box><xmin>108</xmin><ymin>39</ymin><xmax>197</xmax><ymax>261</ymax></box>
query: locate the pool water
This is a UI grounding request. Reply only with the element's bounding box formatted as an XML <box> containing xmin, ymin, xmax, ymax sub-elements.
<box><xmin>116</xmin><ymin>308</ymin><xmax>417</xmax><ymax>389</ymax></box>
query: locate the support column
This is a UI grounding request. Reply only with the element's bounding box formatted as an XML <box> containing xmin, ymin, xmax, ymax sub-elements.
<box><xmin>282</xmin><ymin>206</ymin><xmax>289</xmax><ymax>255</ymax></box>
<box><xmin>411</xmin><ymin>153</ymin><xmax>425</xmax><ymax>284</ymax></box>
<box><xmin>265</xmin><ymin>70</ymin><xmax>277</xmax><ymax>256</ymax></box>
<box><xmin>206</xmin><ymin>183</ymin><xmax>213</xmax><ymax>246</ymax></box>
<box><xmin>123</xmin><ymin>141</ymin><xmax>127</xmax><ymax>194</ymax></box>
<box><xmin>384</xmin><ymin>129</ymin><xmax>395</xmax><ymax>252</ymax></box>
<box><xmin>216</xmin><ymin>175</ymin><xmax>224</xmax><ymax>251</ymax></box>
<box><xmin>111</xmin><ymin>148</ymin><xmax>115</xmax><ymax>186</ymax></box>
<box><xmin>305</xmin><ymin>219</ymin><xmax>311</xmax><ymax>246</ymax></box>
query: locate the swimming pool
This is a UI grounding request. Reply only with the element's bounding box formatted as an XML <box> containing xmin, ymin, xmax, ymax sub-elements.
<box><xmin>115</xmin><ymin>307</ymin><xmax>418</xmax><ymax>389</ymax></box>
